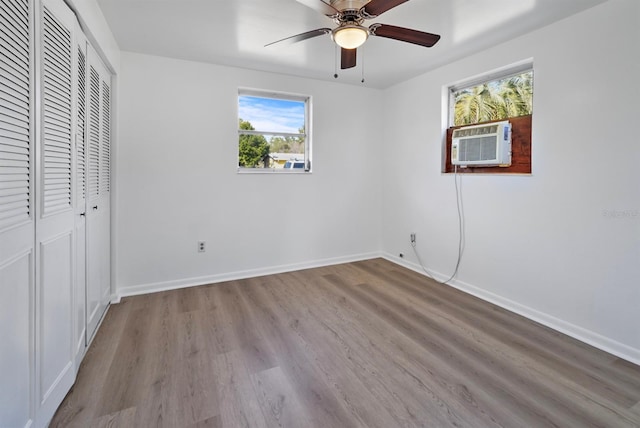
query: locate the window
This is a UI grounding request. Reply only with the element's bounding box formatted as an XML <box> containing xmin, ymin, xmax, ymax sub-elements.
<box><xmin>444</xmin><ymin>63</ymin><xmax>533</xmax><ymax>174</ymax></box>
<box><xmin>238</xmin><ymin>89</ymin><xmax>310</xmax><ymax>172</ymax></box>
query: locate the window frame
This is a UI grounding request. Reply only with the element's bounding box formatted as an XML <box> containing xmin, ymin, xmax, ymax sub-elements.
<box><xmin>443</xmin><ymin>61</ymin><xmax>533</xmax><ymax>174</ymax></box>
<box><xmin>237</xmin><ymin>88</ymin><xmax>312</xmax><ymax>174</ymax></box>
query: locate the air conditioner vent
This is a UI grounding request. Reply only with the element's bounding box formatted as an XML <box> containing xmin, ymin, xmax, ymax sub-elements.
<box><xmin>451</xmin><ymin>121</ymin><xmax>511</xmax><ymax>167</ymax></box>
<box><xmin>452</xmin><ymin>124</ymin><xmax>499</xmax><ymax>139</ymax></box>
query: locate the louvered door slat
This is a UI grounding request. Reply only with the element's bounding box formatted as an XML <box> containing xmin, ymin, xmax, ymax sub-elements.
<box><xmin>42</xmin><ymin>102</ymin><xmax>70</xmax><ymax>125</ymax></box>
<box><xmin>41</xmin><ymin>6</ymin><xmax>71</xmax><ymax>215</ymax></box>
<box><xmin>4</xmin><ymin>0</ymin><xmax>29</xmax><ymax>20</ymax></box>
<box><xmin>0</xmin><ymin>116</ymin><xmax>28</xmax><ymax>136</ymax></box>
<box><xmin>100</xmin><ymin>80</ymin><xmax>109</xmax><ymax>194</ymax></box>
<box><xmin>0</xmin><ymin>176</ymin><xmax>28</xmax><ymax>189</ymax></box>
<box><xmin>44</xmin><ymin>122</ymin><xmax>71</xmax><ymax>138</ymax></box>
<box><xmin>43</xmin><ymin>34</ymin><xmax>71</xmax><ymax>67</ymax></box>
<box><xmin>0</xmin><ymin>103</ymin><xmax>29</xmax><ymax>126</ymax></box>
<box><xmin>76</xmin><ymin>46</ymin><xmax>86</xmax><ymax>201</ymax></box>
<box><xmin>43</xmin><ymin>56</ymin><xmax>71</xmax><ymax>86</ymax></box>
<box><xmin>0</xmin><ymin>5</ymin><xmax>29</xmax><ymax>46</ymax></box>
<box><xmin>1</xmin><ymin>80</ymin><xmax>29</xmax><ymax>109</ymax></box>
<box><xmin>0</xmin><ymin>60</ymin><xmax>29</xmax><ymax>91</ymax></box>
<box><xmin>0</xmin><ymin>185</ymin><xmax>27</xmax><ymax>198</ymax></box>
<box><xmin>43</xmin><ymin>73</ymin><xmax>70</xmax><ymax>100</ymax></box>
<box><xmin>6</xmin><ymin>0</ymin><xmax>28</xmax><ymax>14</ymax></box>
<box><xmin>43</xmin><ymin>13</ymin><xmax>70</xmax><ymax>50</ymax></box>
<box><xmin>0</xmin><ymin>191</ymin><xmax>28</xmax><ymax>203</ymax></box>
<box><xmin>0</xmin><ymin>57</ymin><xmax>29</xmax><ymax>85</ymax></box>
<box><xmin>0</xmin><ymin>71</ymin><xmax>29</xmax><ymax>97</ymax></box>
<box><xmin>0</xmin><ymin>89</ymin><xmax>29</xmax><ymax>116</ymax></box>
<box><xmin>0</xmin><ymin>202</ymin><xmax>28</xmax><ymax>218</ymax></box>
<box><xmin>0</xmin><ymin>0</ymin><xmax>31</xmax><ymax>229</ymax></box>
<box><xmin>88</xmin><ymin>65</ymin><xmax>100</xmax><ymax>200</ymax></box>
<box><xmin>0</xmin><ymin>32</ymin><xmax>28</xmax><ymax>69</ymax></box>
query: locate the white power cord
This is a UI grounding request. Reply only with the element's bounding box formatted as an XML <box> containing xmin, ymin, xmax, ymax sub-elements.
<box><xmin>411</xmin><ymin>165</ymin><xmax>465</xmax><ymax>285</ymax></box>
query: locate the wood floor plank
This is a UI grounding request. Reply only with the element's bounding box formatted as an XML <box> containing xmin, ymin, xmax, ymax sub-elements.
<box><xmin>213</xmin><ymin>350</ymin><xmax>269</xmax><ymax>428</ymax></box>
<box><xmin>233</xmin><ymin>278</ymin><xmax>361</xmax><ymax>428</ymax></box>
<box><xmin>282</xmin><ymin>269</ymin><xmax>505</xmax><ymax>428</ymax></box>
<box><xmin>51</xmin><ymin>259</ymin><xmax>640</xmax><ymax>428</ymax></box>
<box><xmin>250</xmin><ymin>366</ymin><xmax>313</xmax><ymax>427</ymax></box>
<box><xmin>331</xmin><ymin>271</ymin><xmax>636</xmax><ymax>427</ymax></box>
<box><xmin>363</xmin><ymin>260</ymin><xmax>640</xmax><ymax>401</ymax></box>
<box><xmin>242</xmin><ymin>276</ymin><xmax>404</xmax><ymax>428</ymax></box>
<box><xmin>50</xmin><ymin>299</ymin><xmax>133</xmax><ymax>428</ymax></box>
<box><xmin>91</xmin><ymin>407</ymin><xmax>137</xmax><ymax>428</ymax></box>
<box><xmin>218</xmin><ymin>281</ymin><xmax>278</xmax><ymax>374</ymax></box>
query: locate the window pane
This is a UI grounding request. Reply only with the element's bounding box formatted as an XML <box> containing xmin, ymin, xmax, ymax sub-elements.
<box><xmin>453</xmin><ymin>71</ymin><xmax>533</xmax><ymax>126</ymax></box>
<box><xmin>238</xmin><ymin>91</ymin><xmax>309</xmax><ymax>171</ymax></box>
<box><xmin>238</xmin><ymin>96</ymin><xmax>305</xmax><ymax>133</ymax></box>
<box><xmin>238</xmin><ymin>132</ymin><xmax>306</xmax><ymax>169</ymax></box>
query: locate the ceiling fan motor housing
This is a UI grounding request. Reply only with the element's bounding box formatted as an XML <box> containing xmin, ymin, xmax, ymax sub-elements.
<box><xmin>330</xmin><ymin>0</ymin><xmax>371</xmax><ymax>12</ymax></box>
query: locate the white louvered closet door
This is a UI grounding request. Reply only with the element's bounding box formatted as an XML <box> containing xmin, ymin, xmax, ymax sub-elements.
<box><xmin>35</xmin><ymin>0</ymin><xmax>77</xmax><ymax>424</ymax></box>
<box><xmin>0</xmin><ymin>0</ymin><xmax>35</xmax><ymax>426</ymax></box>
<box><xmin>73</xmin><ymin>27</ymin><xmax>87</xmax><ymax>365</ymax></box>
<box><xmin>85</xmin><ymin>44</ymin><xmax>110</xmax><ymax>343</ymax></box>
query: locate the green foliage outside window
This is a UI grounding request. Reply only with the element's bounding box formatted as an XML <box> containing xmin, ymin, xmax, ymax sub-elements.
<box><xmin>454</xmin><ymin>71</ymin><xmax>533</xmax><ymax>126</ymax></box>
<box><xmin>238</xmin><ymin>119</ymin><xmax>270</xmax><ymax>168</ymax></box>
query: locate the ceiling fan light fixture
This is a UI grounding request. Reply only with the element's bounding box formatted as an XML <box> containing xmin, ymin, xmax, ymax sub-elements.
<box><xmin>332</xmin><ymin>25</ymin><xmax>368</xmax><ymax>49</ymax></box>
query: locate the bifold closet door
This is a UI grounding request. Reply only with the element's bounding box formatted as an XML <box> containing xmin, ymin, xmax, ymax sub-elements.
<box><xmin>85</xmin><ymin>45</ymin><xmax>110</xmax><ymax>343</ymax></box>
<box><xmin>0</xmin><ymin>0</ymin><xmax>35</xmax><ymax>426</ymax></box>
<box><xmin>35</xmin><ymin>0</ymin><xmax>77</xmax><ymax>423</ymax></box>
<box><xmin>73</xmin><ymin>28</ymin><xmax>87</xmax><ymax>364</ymax></box>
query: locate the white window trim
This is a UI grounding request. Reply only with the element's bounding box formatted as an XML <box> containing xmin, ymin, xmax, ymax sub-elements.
<box><xmin>237</xmin><ymin>88</ymin><xmax>312</xmax><ymax>174</ymax></box>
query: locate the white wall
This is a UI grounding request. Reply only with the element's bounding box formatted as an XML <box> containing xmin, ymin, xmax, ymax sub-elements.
<box><xmin>115</xmin><ymin>52</ymin><xmax>383</xmax><ymax>296</ymax></box>
<box><xmin>381</xmin><ymin>0</ymin><xmax>640</xmax><ymax>362</ymax></box>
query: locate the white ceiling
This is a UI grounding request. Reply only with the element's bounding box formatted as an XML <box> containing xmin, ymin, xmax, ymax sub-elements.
<box><xmin>96</xmin><ymin>0</ymin><xmax>607</xmax><ymax>88</ymax></box>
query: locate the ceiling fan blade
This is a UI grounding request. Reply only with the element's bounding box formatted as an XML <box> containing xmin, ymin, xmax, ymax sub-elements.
<box><xmin>341</xmin><ymin>48</ymin><xmax>357</xmax><ymax>69</ymax></box>
<box><xmin>265</xmin><ymin>28</ymin><xmax>331</xmax><ymax>47</ymax></box>
<box><xmin>369</xmin><ymin>24</ymin><xmax>440</xmax><ymax>47</ymax></box>
<box><xmin>296</xmin><ymin>0</ymin><xmax>340</xmax><ymax>16</ymax></box>
<box><xmin>361</xmin><ymin>0</ymin><xmax>409</xmax><ymax>18</ymax></box>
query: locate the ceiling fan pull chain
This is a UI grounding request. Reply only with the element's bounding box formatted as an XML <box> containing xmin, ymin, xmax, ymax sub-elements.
<box><xmin>361</xmin><ymin>47</ymin><xmax>365</xmax><ymax>83</ymax></box>
<box><xmin>334</xmin><ymin>44</ymin><xmax>339</xmax><ymax>78</ymax></box>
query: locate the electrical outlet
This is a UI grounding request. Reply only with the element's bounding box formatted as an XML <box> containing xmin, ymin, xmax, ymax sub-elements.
<box><xmin>410</xmin><ymin>233</ymin><xmax>416</xmax><ymax>244</ymax></box>
<box><xmin>198</xmin><ymin>241</ymin><xmax>206</xmax><ymax>252</ymax></box>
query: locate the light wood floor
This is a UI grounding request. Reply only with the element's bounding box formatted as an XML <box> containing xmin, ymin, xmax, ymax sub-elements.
<box><xmin>51</xmin><ymin>259</ymin><xmax>640</xmax><ymax>427</ymax></box>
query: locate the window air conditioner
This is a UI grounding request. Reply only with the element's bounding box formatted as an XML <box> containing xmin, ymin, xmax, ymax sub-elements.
<box><xmin>451</xmin><ymin>121</ymin><xmax>512</xmax><ymax>167</ymax></box>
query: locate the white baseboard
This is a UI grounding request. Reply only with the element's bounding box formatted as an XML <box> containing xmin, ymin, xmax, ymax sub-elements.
<box><xmin>116</xmin><ymin>252</ymin><xmax>381</xmax><ymax>299</ymax></box>
<box><xmin>382</xmin><ymin>252</ymin><xmax>640</xmax><ymax>366</ymax></box>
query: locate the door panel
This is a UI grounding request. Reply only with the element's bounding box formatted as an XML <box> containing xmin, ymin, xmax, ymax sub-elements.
<box><xmin>85</xmin><ymin>46</ymin><xmax>110</xmax><ymax>343</ymax></box>
<box><xmin>0</xmin><ymin>248</ymin><xmax>33</xmax><ymax>428</ymax></box>
<box><xmin>35</xmin><ymin>0</ymin><xmax>77</xmax><ymax>423</ymax></box>
<box><xmin>0</xmin><ymin>0</ymin><xmax>35</xmax><ymax>426</ymax></box>
<box><xmin>38</xmin><ymin>232</ymin><xmax>73</xmax><ymax>400</ymax></box>
<box><xmin>73</xmin><ymin>28</ymin><xmax>87</xmax><ymax>366</ymax></box>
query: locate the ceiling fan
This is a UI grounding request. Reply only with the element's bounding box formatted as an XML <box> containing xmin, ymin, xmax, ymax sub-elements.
<box><xmin>266</xmin><ymin>0</ymin><xmax>441</xmax><ymax>70</ymax></box>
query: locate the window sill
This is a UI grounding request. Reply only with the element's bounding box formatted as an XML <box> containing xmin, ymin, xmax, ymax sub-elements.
<box><xmin>237</xmin><ymin>168</ymin><xmax>311</xmax><ymax>174</ymax></box>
